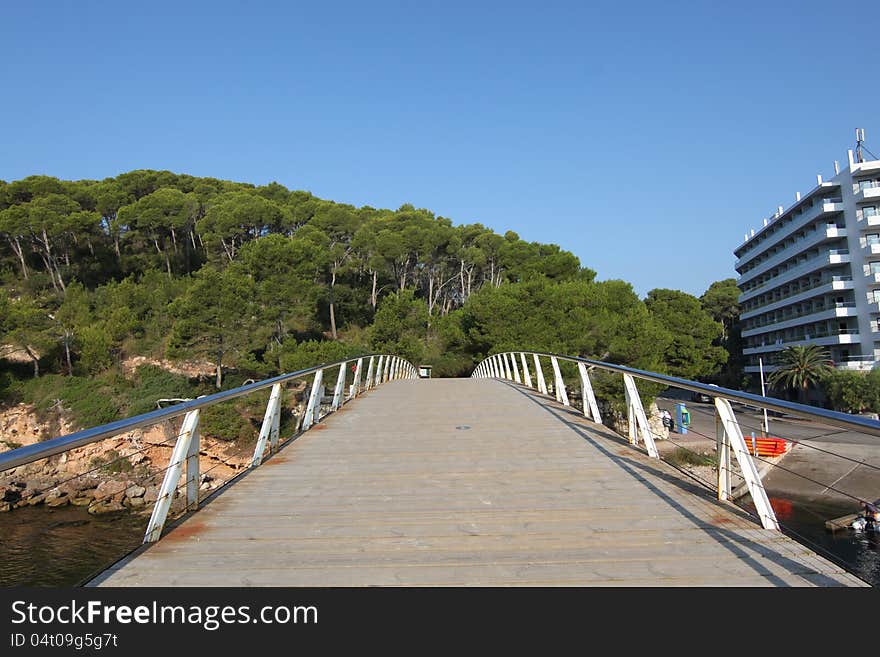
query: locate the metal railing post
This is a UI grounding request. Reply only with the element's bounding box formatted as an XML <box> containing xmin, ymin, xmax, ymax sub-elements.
<box><xmin>716</xmin><ymin>405</ymin><xmax>731</xmax><ymax>501</ymax></box>
<box><xmin>502</xmin><ymin>353</ymin><xmax>512</xmax><ymax>379</ymax></box>
<box><xmin>492</xmin><ymin>355</ymin><xmax>501</xmax><ymax>378</ymax></box>
<box><xmin>550</xmin><ymin>356</ymin><xmax>570</xmax><ymax>406</ymax></box>
<box><xmin>622</xmin><ymin>373</ymin><xmax>658</xmax><ymax>458</ymax></box>
<box><xmin>533</xmin><ymin>354</ymin><xmax>548</xmax><ymax>395</ymax></box>
<box><xmin>144</xmin><ymin>409</ymin><xmax>200</xmax><ymax>543</ymax></box>
<box><xmin>302</xmin><ymin>369</ymin><xmax>325</xmax><ymax>430</ymax></box>
<box><xmin>252</xmin><ymin>383</ymin><xmax>283</xmax><ymax>467</ymax></box>
<box><xmin>577</xmin><ymin>362</ymin><xmax>602</xmax><ymax>423</ymax></box>
<box><xmin>520</xmin><ymin>353</ymin><xmax>532</xmax><ymax>388</ymax></box>
<box><xmin>375</xmin><ymin>355</ymin><xmax>385</xmax><ymax>387</ymax></box>
<box><xmin>365</xmin><ymin>356</ymin><xmax>376</xmax><ymax>390</ymax></box>
<box><xmin>510</xmin><ymin>353</ymin><xmax>522</xmax><ymax>383</ymax></box>
<box><xmin>714</xmin><ymin>397</ymin><xmax>779</xmax><ymax>530</ymax></box>
<box><xmin>383</xmin><ymin>355</ymin><xmax>391</xmax><ymax>383</ymax></box>
<box><xmin>351</xmin><ymin>357</ymin><xmax>364</xmax><ymax>399</ymax></box>
<box><xmin>331</xmin><ymin>362</ymin><xmax>347</xmax><ymax>411</ymax></box>
<box><xmin>185</xmin><ymin>412</ymin><xmax>200</xmax><ymax>512</ymax></box>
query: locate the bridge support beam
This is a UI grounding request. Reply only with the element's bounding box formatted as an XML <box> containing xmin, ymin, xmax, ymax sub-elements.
<box><xmin>577</xmin><ymin>363</ymin><xmax>602</xmax><ymax>423</ymax></box>
<box><xmin>623</xmin><ymin>374</ymin><xmax>658</xmax><ymax>458</ymax></box>
<box><xmin>520</xmin><ymin>353</ymin><xmax>532</xmax><ymax>388</ymax></box>
<box><xmin>550</xmin><ymin>356</ymin><xmax>570</xmax><ymax>406</ymax></box>
<box><xmin>252</xmin><ymin>383</ymin><xmax>282</xmax><ymax>468</ymax></box>
<box><xmin>714</xmin><ymin>397</ymin><xmax>779</xmax><ymax>531</ymax></box>
<box><xmin>145</xmin><ymin>409</ymin><xmax>201</xmax><ymax>543</ymax></box>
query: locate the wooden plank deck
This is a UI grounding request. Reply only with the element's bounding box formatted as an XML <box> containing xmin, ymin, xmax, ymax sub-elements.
<box><xmin>90</xmin><ymin>379</ymin><xmax>866</xmax><ymax>586</ymax></box>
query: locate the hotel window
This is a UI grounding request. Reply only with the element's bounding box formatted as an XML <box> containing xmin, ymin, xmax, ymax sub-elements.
<box><xmin>865</xmin><ymin>206</ymin><xmax>878</xmax><ymax>217</ymax></box>
<box><xmin>868</xmin><ymin>234</ymin><xmax>880</xmax><ymax>246</ymax></box>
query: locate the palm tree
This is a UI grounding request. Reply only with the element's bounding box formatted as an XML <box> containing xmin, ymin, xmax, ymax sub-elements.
<box><xmin>767</xmin><ymin>345</ymin><xmax>834</xmax><ymax>404</ymax></box>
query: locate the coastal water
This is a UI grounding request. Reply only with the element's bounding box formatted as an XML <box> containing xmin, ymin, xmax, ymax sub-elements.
<box><xmin>769</xmin><ymin>497</ymin><xmax>880</xmax><ymax>586</ymax></box>
<box><xmin>0</xmin><ymin>506</ymin><xmax>146</xmax><ymax>587</ymax></box>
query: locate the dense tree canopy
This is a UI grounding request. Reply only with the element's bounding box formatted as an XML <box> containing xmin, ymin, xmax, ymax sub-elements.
<box><xmin>645</xmin><ymin>288</ymin><xmax>728</xmax><ymax>380</ymax></box>
<box><xmin>0</xmin><ymin>169</ymin><xmax>732</xmax><ymax>406</ymax></box>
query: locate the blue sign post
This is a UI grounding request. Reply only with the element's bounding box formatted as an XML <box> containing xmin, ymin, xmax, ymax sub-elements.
<box><xmin>675</xmin><ymin>403</ymin><xmax>690</xmax><ymax>435</ymax></box>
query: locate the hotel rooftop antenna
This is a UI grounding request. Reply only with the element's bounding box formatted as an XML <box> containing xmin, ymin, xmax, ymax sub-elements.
<box><xmin>856</xmin><ymin>128</ymin><xmax>866</xmax><ymax>164</ymax></box>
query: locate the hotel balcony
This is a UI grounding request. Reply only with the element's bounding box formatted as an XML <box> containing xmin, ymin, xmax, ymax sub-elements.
<box><xmin>738</xmin><ymin>250</ymin><xmax>851</xmax><ymax>304</ymax></box>
<box><xmin>740</xmin><ymin>277</ymin><xmax>853</xmax><ymax>320</ymax></box>
<box><xmin>735</xmin><ymin>195</ymin><xmax>844</xmax><ymax>269</ymax></box>
<box><xmin>741</xmin><ymin>305</ymin><xmax>859</xmax><ymax>338</ymax></box>
<box><xmin>737</xmin><ymin>226</ymin><xmax>846</xmax><ymax>286</ymax></box>
<box><xmin>745</xmin><ymin>355</ymin><xmax>875</xmax><ymax>374</ymax></box>
<box><xmin>743</xmin><ymin>330</ymin><xmax>860</xmax><ymax>356</ymax></box>
<box><xmin>855</xmin><ymin>186</ymin><xmax>880</xmax><ymax>203</ymax></box>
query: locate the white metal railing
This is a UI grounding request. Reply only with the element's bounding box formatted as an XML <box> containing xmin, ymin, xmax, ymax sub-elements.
<box><xmin>0</xmin><ymin>354</ymin><xmax>417</xmax><ymax>543</ymax></box>
<box><xmin>471</xmin><ymin>350</ymin><xmax>880</xmax><ymax>533</ymax></box>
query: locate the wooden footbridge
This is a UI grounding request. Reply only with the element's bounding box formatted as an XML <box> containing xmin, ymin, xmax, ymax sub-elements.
<box><xmin>2</xmin><ymin>352</ymin><xmax>872</xmax><ymax>586</ymax></box>
<box><xmin>92</xmin><ymin>376</ymin><xmax>863</xmax><ymax>586</ymax></box>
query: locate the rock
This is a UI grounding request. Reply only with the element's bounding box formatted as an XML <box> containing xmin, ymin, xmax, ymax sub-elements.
<box><xmin>61</xmin><ymin>478</ymin><xmax>99</xmax><ymax>494</ymax></box>
<box><xmin>127</xmin><ymin>496</ymin><xmax>146</xmax><ymax>509</ymax></box>
<box><xmin>70</xmin><ymin>496</ymin><xmax>93</xmax><ymax>507</ymax></box>
<box><xmin>88</xmin><ymin>500</ymin><xmax>125</xmax><ymax>515</ymax></box>
<box><xmin>27</xmin><ymin>494</ymin><xmax>46</xmax><ymax>506</ymax></box>
<box><xmin>129</xmin><ymin>453</ymin><xmax>148</xmax><ymax>466</ymax></box>
<box><xmin>126</xmin><ymin>485</ymin><xmax>146</xmax><ymax>499</ymax></box>
<box><xmin>43</xmin><ymin>489</ymin><xmax>64</xmax><ymax>503</ymax></box>
<box><xmin>46</xmin><ymin>495</ymin><xmax>70</xmax><ymax>508</ymax></box>
<box><xmin>143</xmin><ymin>486</ymin><xmax>160</xmax><ymax>503</ymax></box>
<box><xmin>648</xmin><ymin>402</ymin><xmax>670</xmax><ymax>441</ymax></box>
<box><xmin>200</xmin><ymin>482</ymin><xmax>211</xmax><ymax>491</ymax></box>
<box><xmin>0</xmin><ymin>502</ymin><xmax>10</xmax><ymax>512</ymax></box>
<box><xmin>94</xmin><ymin>480</ymin><xmax>127</xmax><ymax>501</ymax></box>
<box><xmin>1</xmin><ymin>487</ymin><xmax>22</xmax><ymax>504</ymax></box>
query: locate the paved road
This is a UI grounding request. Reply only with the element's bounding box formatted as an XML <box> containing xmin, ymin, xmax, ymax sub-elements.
<box><xmin>655</xmin><ymin>391</ymin><xmax>880</xmax><ymax>510</ymax></box>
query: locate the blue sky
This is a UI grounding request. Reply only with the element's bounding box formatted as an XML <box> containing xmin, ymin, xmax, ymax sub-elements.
<box><xmin>2</xmin><ymin>1</ymin><xmax>878</xmax><ymax>297</ymax></box>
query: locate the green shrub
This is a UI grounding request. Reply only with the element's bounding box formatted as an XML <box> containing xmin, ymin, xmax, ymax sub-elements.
<box><xmin>89</xmin><ymin>449</ymin><xmax>134</xmax><ymax>473</ymax></box>
<box><xmin>201</xmin><ymin>401</ymin><xmax>257</xmax><ymax>442</ymax></box>
<box><xmin>666</xmin><ymin>447</ymin><xmax>716</xmax><ymax>468</ymax></box>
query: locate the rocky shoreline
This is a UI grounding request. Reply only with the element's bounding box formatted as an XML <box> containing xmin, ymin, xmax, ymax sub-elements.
<box><xmin>0</xmin><ymin>402</ymin><xmax>252</xmax><ymax>516</ymax></box>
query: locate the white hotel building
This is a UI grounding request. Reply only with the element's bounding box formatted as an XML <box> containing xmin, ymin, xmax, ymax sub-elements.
<box><xmin>734</xmin><ymin>149</ymin><xmax>880</xmax><ymax>374</ymax></box>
